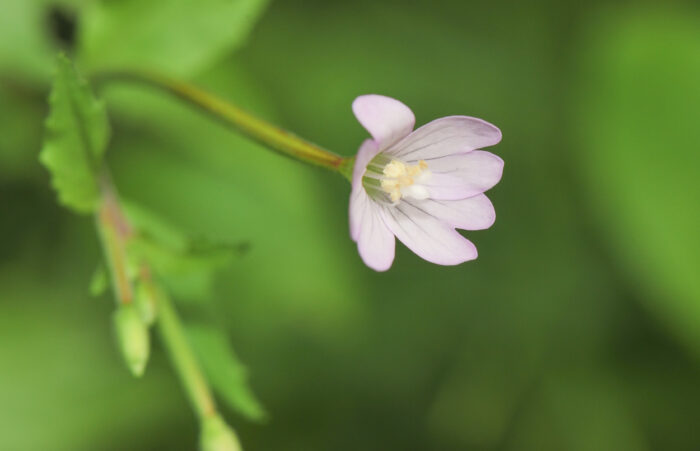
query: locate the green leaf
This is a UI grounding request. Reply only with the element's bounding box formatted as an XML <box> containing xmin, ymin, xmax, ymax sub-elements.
<box><xmin>574</xmin><ymin>6</ymin><xmax>700</xmax><ymax>351</ymax></box>
<box><xmin>78</xmin><ymin>0</ymin><xmax>270</xmax><ymax>77</ymax></box>
<box><xmin>122</xmin><ymin>200</ymin><xmax>246</xmax><ymax>301</ymax></box>
<box><xmin>186</xmin><ymin>323</ymin><xmax>266</xmax><ymax>422</ymax></box>
<box><xmin>39</xmin><ymin>54</ymin><xmax>110</xmax><ymax>214</ymax></box>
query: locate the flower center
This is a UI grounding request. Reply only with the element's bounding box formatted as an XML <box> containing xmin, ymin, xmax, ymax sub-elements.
<box><xmin>363</xmin><ymin>154</ymin><xmax>431</xmax><ymax>204</ymax></box>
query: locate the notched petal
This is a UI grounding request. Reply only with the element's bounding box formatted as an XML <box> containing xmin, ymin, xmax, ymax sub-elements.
<box><xmin>351</xmin><ymin>189</ymin><xmax>395</xmax><ymax>271</ymax></box>
<box><xmin>391</xmin><ymin>116</ymin><xmax>502</xmax><ymax>160</ymax></box>
<box><xmin>381</xmin><ymin>203</ymin><xmax>477</xmax><ymax>265</ymax></box>
<box><xmin>423</xmin><ymin>151</ymin><xmax>504</xmax><ymax>200</ymax></box>
<box><xmin>352</xmin><ymin>95</ymin><xmax>415</xmax><ymax>150</ymax></box>
<box><xmin>411</xmin><ymin>194</ymin><xmax>496</xmax><ymax>231</ymax></box>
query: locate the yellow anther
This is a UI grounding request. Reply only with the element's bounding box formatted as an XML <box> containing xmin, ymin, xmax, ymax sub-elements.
<box><xmin>380</xmin><ymin>159</ymin><xmax>429</xmax><ymax>203</ymax></box>
<box><xmin>383</xmin><ymin>160</ymin><xmax>406</xmax><ymax>178</ymax></box>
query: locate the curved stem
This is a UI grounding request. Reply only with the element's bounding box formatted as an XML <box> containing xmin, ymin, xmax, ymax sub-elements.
<box><xmin>96</xmin><ymin>70</ymin><xmax>354</xmax><ymax>180</ymax></box>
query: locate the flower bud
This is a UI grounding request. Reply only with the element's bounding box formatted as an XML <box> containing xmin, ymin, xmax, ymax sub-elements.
<box><xmin>199</xmin><ymin>414</ymin><xmax>242</xmax><ymax>451</ymax></box>
<box><xmin>135</xmin><ymin>280</ymin><xmax>158</xmax><ymax>326</ymax></box>
<box><xmin>113</xmin><ymin>303</ymin><xmax>150</xmax><ymax>377</ymax></box>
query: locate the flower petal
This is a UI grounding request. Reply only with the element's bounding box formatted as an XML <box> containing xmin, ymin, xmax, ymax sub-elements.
<box><xmin>380</xmin><ymin>203</ymin><xmax>477</xmax><ymax>265</ymax></box>
<box><xmin>389</xmin><ymin>116</ymin><xmax>502</xmax><ymax>160</ymax></box>
<box><xmin>408</xmin><ymin>194</ymin><xmax>496</xmax><ymax>231</ymax></box>
<box><xmin>349</xmin><ymin>186</ymin><xmax>395</xmax><ymax>271</ymax></box>
<box><xmin>423</xmin><ymin>151</ymin><xmax>504</xmax><ymax>200</ymax></box>
<box><xmin>349</xmin><ymin>182</ymin><xmax>366</xmax><ymax>242</ymax></box>
<box><xmin>352</xmin><ymin>95</ymin><xmax>415</xmax><ymax>150</ymax></box>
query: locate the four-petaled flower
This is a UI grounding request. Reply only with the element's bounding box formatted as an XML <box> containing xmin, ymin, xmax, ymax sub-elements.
<box><xmin>349</xmin><ymin>95</ymin><xmax>503</xmax><ymax>271</ymax></box>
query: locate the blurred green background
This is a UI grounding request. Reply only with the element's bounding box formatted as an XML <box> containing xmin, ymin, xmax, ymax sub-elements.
<box><xmin>2</xmin><ymin>0</ymin><xmax>700</xmax><ymax>450</ymax></box>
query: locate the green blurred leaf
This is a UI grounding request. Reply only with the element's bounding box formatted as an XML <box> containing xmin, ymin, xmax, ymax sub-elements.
<box><xmin>78</xmin><ymin>0</ymin><xmax>269</xmax><ymax>77</ymax></box>
<box><xmin>574</xmin><ymin>6</ymin><xmax>700</xmax><ymax>351</ymax></box>
<box><xmin>39</xmin><ymin>54</ymin><xmax>110</xmax><ymax>214</ymax></box>
<box><xmin>509</xmin><ymin>370</ymin><xmax>647</xmax><ymax>451</ymax></box>
<box><xmin>0</xmin><ymin>82</ymin><xmax>45</xmax><ymax>180</ymax></box>
<box><xmin>122</xmin><ymin>200</ymin><xmax>191</xmax><ymax>252</ymax></box>
<box><xmin>0</xmin><ymin>0</ymin><xmax>54</xmax><ymax>82</ymax></box>
<box><xmin>186</xmin><ymin>323</ymin><xmax>266</xmax><ymax>422</ymax></box>
<box><xmin>123</xmin><ymin>200</ymin><xmax>244</xmax><ymax>301</ymax></box>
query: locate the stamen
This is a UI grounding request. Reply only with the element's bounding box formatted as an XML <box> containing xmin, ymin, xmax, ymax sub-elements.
<box><xmin>363</xmin><ymin>154</ymin><xmax>431</xmax><ymax>204</ymax></box>
<box><xmin>362</xmin><ymin>157</ymin><xmax>429</xmax><ymax>204</ymax></box>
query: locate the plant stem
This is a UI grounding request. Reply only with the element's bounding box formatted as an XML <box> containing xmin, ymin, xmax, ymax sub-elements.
<box><xmin>96</xmin><ymin>177</ymin><xmax>133</xmax><ymax>306</ymax></box>
<box><xmin>96</xmin><ymin>172</ymin><xmax>217</xmax><ymax>420</ymax></box>
<box><xmin>156</xmin><ymin>289</ymin><xmax>217</xmax><ymax>420</ymax></box>
<box><xmin>96</xmin><ymin>70</ymin><xmax>354</xmax><ymax>180</ymax></box>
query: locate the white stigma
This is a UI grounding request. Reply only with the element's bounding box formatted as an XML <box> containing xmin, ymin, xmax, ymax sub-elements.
<box><xmin>379</xmin><ymin>159</ymin><xmax>431</xmax><ymax>204</ymax></box>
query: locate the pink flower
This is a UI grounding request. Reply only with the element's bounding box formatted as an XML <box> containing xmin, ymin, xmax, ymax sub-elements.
<box><xmin>349</xmin><ymin>95</ymin><xmax>503</xmax><ymax>271</ymax></box>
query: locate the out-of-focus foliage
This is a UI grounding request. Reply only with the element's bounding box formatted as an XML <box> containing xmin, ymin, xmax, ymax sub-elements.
<box><xmin>79</xmin><ymin>0</ymin><xmax>270</xmax><ymax>76</ymax></box>
<box><xmin>89</xmin><ymin>263</ymin><xmax>108</xmax><ymax>297</ymax></box>
<box><xmin>574</xmin><ymin>5</ymin><xmax>700</xmax><ymax>354</ymax></box>
<box><xmin>39</xmin><ymin>55</ymin><xmax>109</xmax><ymax>213</ymax></box>
<box><xmin>0</xmin><ymin>0</ymin><xmax>56</xmax><ymax>81</ymax></box>
<box><xmin>1</xmin><ymin>1</ymin><xmax>700</xmax><ymax>450</ymax></box>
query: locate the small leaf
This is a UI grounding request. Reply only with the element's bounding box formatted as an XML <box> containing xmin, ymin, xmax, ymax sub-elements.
<box><xmin>122</xmin><ymin>200</ymin><xmax>246</xmax><ymax>301</ymax></box>
<box><xmin>39</xmin><ymin>54</ymin><xmax>110</xmax><ymax>214</ymax></box>
<box><xmin>187</xmin><ymin>323</ymin><xmax>266</xmax><ymax>422</ymax></box>
<box><xmin>122</xmin><ymin>200</ymin><xmax>190</xmax><ymax>252</ymax></box>
<box><xmin>89</xmin><ymin>263</ymin><xmax>108</xmax><ymax>297</ymax></box>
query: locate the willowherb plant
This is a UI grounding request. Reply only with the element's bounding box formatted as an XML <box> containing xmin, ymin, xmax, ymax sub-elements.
<box><xmin>40</xmin><ymin>55</ymin><xmax>502</xmax><ymax>451</ymax></box>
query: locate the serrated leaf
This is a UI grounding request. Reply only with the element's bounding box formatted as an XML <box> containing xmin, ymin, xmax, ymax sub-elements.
<box><xmin>78</xmin><ymin>0</ymin><xmax>269</xmax><ymax>77</ymax></box>
<box><xmin>186</xmin><ymin>323</ymin><xmax>266</xmax><ymax>422</ymax></box>
<box><xmin>39</xmin><ymin>54</ymin><xmax>110</xmax><ymax>214</ymax></box>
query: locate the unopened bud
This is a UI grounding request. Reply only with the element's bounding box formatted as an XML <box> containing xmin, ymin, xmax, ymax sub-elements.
<box><xmin>199</xmin><ymin>414</ymin><xmax>242</xmax><ymax>451</ymax></box>
<box><xmin>113</xmin><ymin>303</ymin><xmax>150</xmax><ymax>377</ymax></box>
